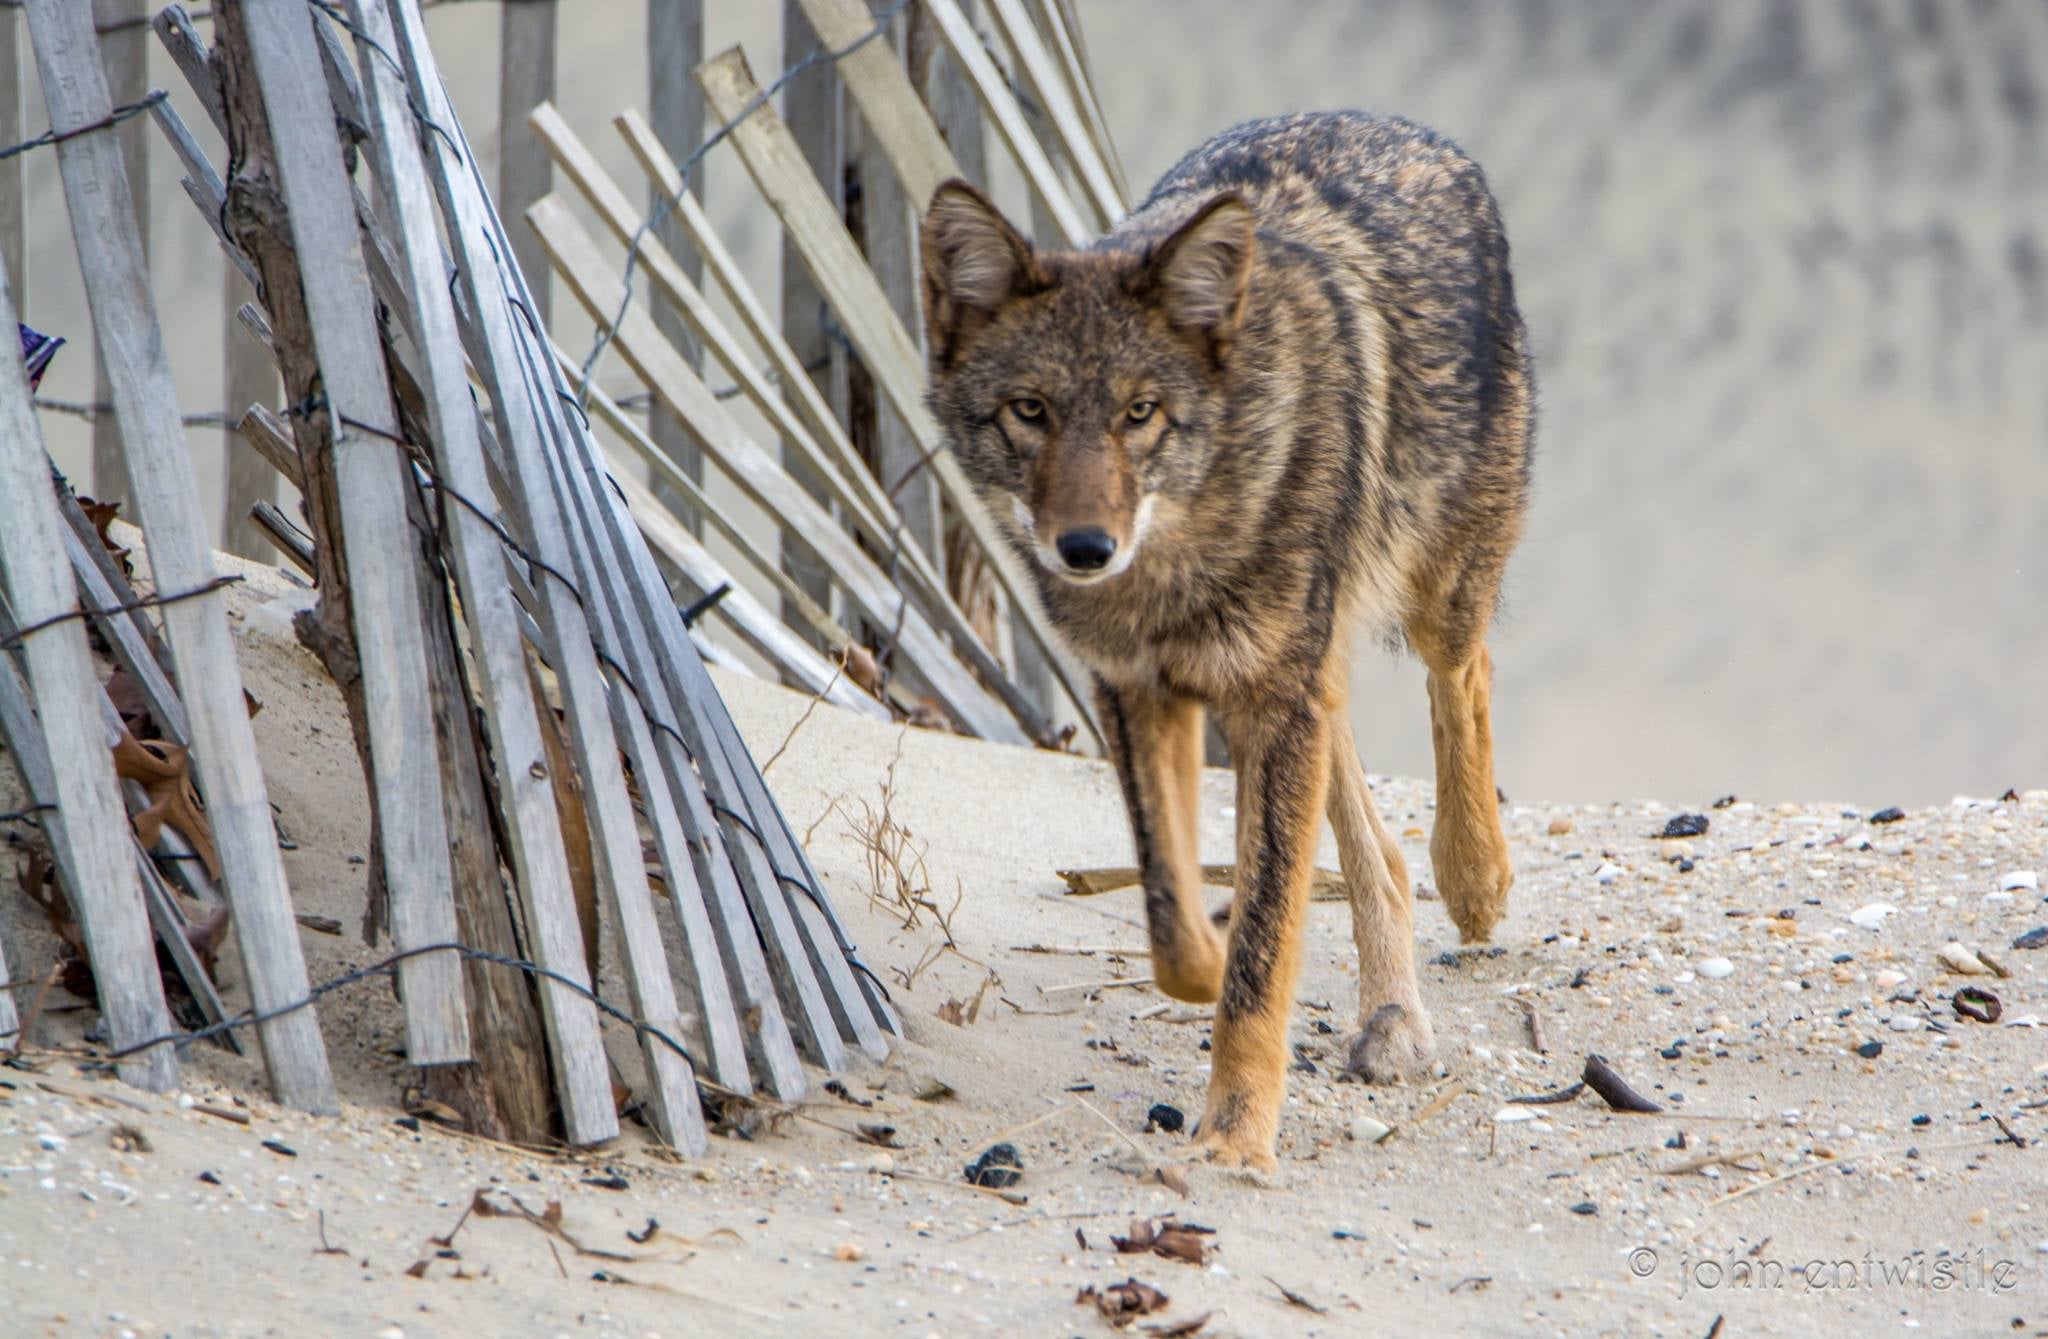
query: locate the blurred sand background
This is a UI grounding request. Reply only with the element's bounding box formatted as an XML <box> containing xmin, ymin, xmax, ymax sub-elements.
<box><xmin>10</xmin><ymin>0</ymin><xmax>2044</xmax><ymax>806</ymax></box>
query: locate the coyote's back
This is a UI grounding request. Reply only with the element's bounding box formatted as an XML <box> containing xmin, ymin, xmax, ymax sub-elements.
<box><xmin>921</xmin><ymin>111</ymin><xmax>1532</xmax><ymax>1173</ymax></box>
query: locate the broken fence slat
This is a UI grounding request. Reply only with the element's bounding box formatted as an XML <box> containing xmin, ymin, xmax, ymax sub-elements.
<box><xmin>23</xmin><ymin>0</ymin><xmax>336</xmax><ymax>1111</ymax></box>
<box><xmin>982</xmin><ymin>0</ymin><xmax>1123</xmax><ymax>227</ymax></box>
<box><xmin>237</xmin><ymin>0</ymin><xmax>469</xmax><ymax>1069</ymax></box>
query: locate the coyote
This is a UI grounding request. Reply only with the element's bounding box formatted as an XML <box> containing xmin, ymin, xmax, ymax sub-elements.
<box><xmin>922</xmin><ymin>112</ymin><xmax>1531</xmax><ymax>1172</ymax></box>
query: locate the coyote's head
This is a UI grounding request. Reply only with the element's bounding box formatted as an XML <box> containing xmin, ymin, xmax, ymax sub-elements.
<box><xmin>920</xmin><ymin>182</ymin><xmax>1255</xmax><ymax>586</ymax></box>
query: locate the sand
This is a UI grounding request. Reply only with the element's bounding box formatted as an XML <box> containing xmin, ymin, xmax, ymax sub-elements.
<box><xmin>4</xmin><ymin>547</ymin><xmax>2047</xmax><ymax>1337</ymax></box>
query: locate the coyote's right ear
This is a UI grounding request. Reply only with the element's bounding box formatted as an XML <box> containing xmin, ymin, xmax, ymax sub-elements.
<box><xmin>921</xmin><ymin>180</ymin><xmax>1043</xmax><ymax>370</ymax></box>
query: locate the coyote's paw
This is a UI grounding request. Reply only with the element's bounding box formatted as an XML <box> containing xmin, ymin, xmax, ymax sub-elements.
<box><xmin>1434</xmin><ymin>836</ymin><xmax>1512</xmax><ymax>944</ymax></box>
<box><xmin>1343</xmin><ymin>1001</ymin><xmax>1436</xmax><ymax>1083</ymax></box>
<box><xmin>1192</xmin><ymin>1121</ymin><xmax>1279</xmax><ymax>1176</ymax></box>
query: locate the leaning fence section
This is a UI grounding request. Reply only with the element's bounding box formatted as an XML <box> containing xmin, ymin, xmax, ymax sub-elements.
<box><xmin>0</xmin><ymin>0</ymin><xmax>1129</xmax><ymax>1150</ymax></box>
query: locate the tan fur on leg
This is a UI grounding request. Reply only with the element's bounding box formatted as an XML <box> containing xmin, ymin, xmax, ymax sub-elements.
<box><xmin>1194</xmin><ymin>695</ymin><xmax>1329</xmax><ymax>1172</ymax></box>
<box><xmin>1100</xmin><ymin>686</ymin><xmax>1226</xmax><ymax>1002</ymax></box>
<box><xmin>1421</xmin><ymin>643</ymin><xmax>1512</xmax><ymax>942</ymax></box>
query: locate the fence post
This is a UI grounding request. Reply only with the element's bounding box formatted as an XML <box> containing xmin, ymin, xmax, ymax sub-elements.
<box><xmin>90</xmin><ymin>0</ymin><xmax>149</xmax><ymax>509</ymax></box>
<box><xmin>647</xmin><ymin>0</ymin><xmax>705</xmax><ymax>534</ymax></box>
<box><xmin>220</xmin><ymin>267</ymin><xmax>277</xmax><ymax>557</ymax></box>
<box><xmin>498</xmin><ymin>0</ymin><xmax>556</xmax><ymax>327</ymax></box>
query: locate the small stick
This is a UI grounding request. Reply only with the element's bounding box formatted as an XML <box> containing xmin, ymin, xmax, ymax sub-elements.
<box><xmin>1388</xmin><ymin>1082</ymin><xmax>1467</xmax><ymax>1141</ymax></box>
<box><xmin>1505</xmin><ymin>1082</ymin><xmax>1585</xmax><ymax>1106</ymax></box>
<box><xmin>1042</xmin><ymin>975</ymin><xmax>1154</xmax><ymax>997</ymax></box>
<box><xmin>1707</xmin><ymin>1137</ymin><xmax>1990</xmax><ymax>1208</ymax></box>
<box><xmin>1582</xmin><ymin>1054</ymin><xmax>1662</xmax><ymax>1113</ymax></box>
<box><xmin>194</xmin><ymin>1103</ymin><xmax>253</xmax><ymax>1126</ymax></box>
<box><xmin>874</xmin><ymin>1166</ymin><xmax>1028</xmax><ymax>1205</ymax></box>
<box><xmin>1991</xmin><ymin>1114</ymin><xmax>2027</xmax><ymax>1148</ymax></box>
<box><xmin>1657</xmin><ymin>1147</ymin><xmax>1764</xmax><ymax>1175</ymax></box>
<box><xmin>1130</xmin><ymin>1002</ymin><xmax>1172</xmax><ymax>1022</ymax></box>
<box><xmin>1515</xmin><ymin>996</ymin><xmax>1549</xmax><ymax>1054</ymax></box>
<box><xmin>1008</xmin><ymin>943</ymin><xmax>1151</xmax><ymax>957</ymax></box>
<box><xmin>760</xmin><ymin>651</ymin><xmax>846</xmax><ymax>775</ymax></box>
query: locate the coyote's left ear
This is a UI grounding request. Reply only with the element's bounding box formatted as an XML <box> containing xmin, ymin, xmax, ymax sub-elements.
<box><xmin>1141</xmin><ymin>194</ymin><xmax>1256</xmax><ymax>364</ymax></box>
<box><xmin>922</xmin><ymin>180</ymin><xmax>1045</xmax><ymax>370</ymax></box>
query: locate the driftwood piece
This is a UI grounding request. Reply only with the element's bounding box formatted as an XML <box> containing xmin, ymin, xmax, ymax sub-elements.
<box><xmin>25</xmin><ymin>0</ymin><xmax>336</xmax><ymax>1111</ymax></box>
<box><xmin>1056</xmin><ymin>865</ymin><xmax>1352</xmax><ymax>903</ymax></box>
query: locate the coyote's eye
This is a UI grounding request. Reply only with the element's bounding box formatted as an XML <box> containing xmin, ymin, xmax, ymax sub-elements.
<box><xmin>1126</xmin><ymin>400</ymin><xmax>1159</xmax><ymax>425</ymax></box>
<box><xmin>1009</xmin><ymin>397</ymin><xmax>1046</xmax><ymax>423</ymax></box>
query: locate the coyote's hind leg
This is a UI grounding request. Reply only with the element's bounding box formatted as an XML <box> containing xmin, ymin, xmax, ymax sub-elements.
<box><xmin>1327</xmin><ymin>712</ymin><xmax>1435</xmax><ymax>1080</ymax></box>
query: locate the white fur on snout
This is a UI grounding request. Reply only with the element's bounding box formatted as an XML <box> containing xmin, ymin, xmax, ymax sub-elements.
<box><xmin>1028</xmin><ymin>493</ymin><xmax>1157</xmax><ymax>585</ymax></box>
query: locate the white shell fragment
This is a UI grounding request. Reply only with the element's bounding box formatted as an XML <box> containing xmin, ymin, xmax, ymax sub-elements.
<box><xmin>1849</xmin><ymin>903</ymin><xmax>1897</xmax><ymax>930</ymax></box>
<box><xmin>1937</xmin><ymin>942</ymin><xmax>1991</xmax><ymax>976</ymax></box>
<box><xmin>1696</xmin><ymin>957</ymin><xmax>1734</xmax><ymax>980</ymax></box>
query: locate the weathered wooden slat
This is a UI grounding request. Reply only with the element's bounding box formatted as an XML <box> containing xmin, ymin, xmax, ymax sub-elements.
<box><xmin>982</xmin><ymin>0</ymin><xmax>1122</xmax><ymax>226</ymax></box>
<box><xmin>24</xmin><ymin>0</ymin><xmax>337</xmax><ymax>1111</ymax></box>
<box><xmin>498</xmin><ymin>0</ymin><xmax>556</xmax><ymax>327</ymax></box>
<box><xmin>645</xmin><ymin>0</ymin><xmax>705</xmax><ymax>532</ymax></box>
<box><xmin>1036</xmin><ymin>0</ymin><xmax>1130</xmax><ymax>207</ymax></box>
<box><xmin>236</xmin><ymin>0</ymin><xmax>469</xmax><ymax>1069</ymax></box>
<box><xmin>91</xmin><ymin>0</ymin><xmax>150</xmax><ymax>508</ymax></box>
<box><xmin>694</xmin><ymin>48</ymin><xmax>1102</xmax><ymax>749</ymax></box>
<box><xmin>529</xmin><ymin>193</ymin><xmax>1028</xmax><ymax>745</ymax></box>
<box><xmin>222</xmin><ymin>268</ymin><xmax>278</xmax><ymax>559</ymax></box>
<box><xmin>59</xmin><ymin>521</ymin><xmax>190</xmax><ymax>749</ymax></box>
<box><xmin>349</xmin><ymin>0</ymin><xmax>706</xmax><ymax>1151</ymax></box>
<box><xmin>564</xmin><ymin>361</ymin><xmax>890</xmax><ymax>719</ymax></box>
<box><xmin>0</xmin><ymin>268</ymin><xmax>179</xmax><ymax>1093</ymax></box>
<box><xmin>0</xmin><ymin>6</ymin><xmax>24</xmax><ymax>305</ymax></box>
<box><xmin>794</xmin><ymin>0</ymin><xmax>958</xmax><ymax>209</ymax></box>
<box><xmin>917</xmin><ymin>0</ymin><xmax>1091</xmax><ymax>243</ymax></box>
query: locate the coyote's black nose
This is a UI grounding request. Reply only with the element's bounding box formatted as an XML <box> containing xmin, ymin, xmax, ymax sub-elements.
<box><xmin>1055</xmin><ymin>528</ymin><xmax>1118</xmax><ymax>572</ymax></box>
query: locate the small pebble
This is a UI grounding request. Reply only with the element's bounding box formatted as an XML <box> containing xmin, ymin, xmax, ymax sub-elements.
<box><xmin>1658</xmin><ymin>813</ymin><xmax>1709</xmax><ymax>839</ymax></box>
<box><xmin>1855</xmin><ymin>1041</ymin><xmax>1883</xmax><ymax>1059</ymax></box>
<box><xmin>1887</xmin><ymin>1016</ymin><xmax>1924</xmax><ymax>1033</ymax></box>
<box><xmin>2001</xmin><ymin>871</ymin><xmax>2040</xmax><ymax>892</ymax></box>
<box><xmin>1849</xmin><ymin>903</ymin><xmax>1897</xmax><ymax>930</ymax></box>
<box><xmin>1144</xmin><ymin>1103</ymin><xmax>1185</xmax><ymax>1135</ymax></box>
<box><xmin>1869</xmin><ymin>807</ymin><xmax>1906</xmax><ymax>824</ymax></box>
<box><xmin>1696</xmin><ymin>957</ymin><xmax>1734</xmax><ymax>980</ymax></box>
<box><xmin>1569</xmin><ymin>1201</ymin><xmax>1598</xmax><ymax>1216</ymax></box>
<box><xmin>1874</xmin><ymin>969</ymin><xmax>1908</xmax><ymax>991</ymax></box>
<box><xmin>1347</xmin><ymin>1116</ymin><xmax>1393</xmax><ymax>1144</ymax></box>
<box><xmin>1937</xmin><ymin>942</ymin><xmax>1990</xmax><ymax>976</ymax></box>
<box><xmin>2014</xmin><ymin>927</ymin><xmax>2048</xmax><ymax>951</ymax></box>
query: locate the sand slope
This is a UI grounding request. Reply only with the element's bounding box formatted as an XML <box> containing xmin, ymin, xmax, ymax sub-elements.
<box><xmin>3</xmin><ymin>558</ymin><xmax>2044</xmax><ymax>1336</ymax></box>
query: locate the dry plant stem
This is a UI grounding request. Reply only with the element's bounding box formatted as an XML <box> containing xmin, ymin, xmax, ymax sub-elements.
<box><xmin>3</xmin><ymin>962</ymin><xmax>61</xmax><ymax>1059</ymax></box>
<box><xmin>1073</xmin><ymin>1092</ymin><xmax>1153</xmax><ymax>1163</ymax></box>
<box><xmin>1041</xmin><ymin>975</ymin><xmax>1154</xmax><ymax>996</ymax></box>
<box><xmin>1707</xmin><ymin>1138</ymin><xmax>1992</xmax><ymax>1208</ymax></box>
<box><xmin>875</xmin><ymin>1166</ymin><xmax>1028</xmax><ymax>1205</ymax></box>
<box><xmin>1515</xmin><ymin>996</ymin><xmax>1548</xmax><ymax>1054</ymax></box>
<box><xmin>981</xmin><ymin>1100</ymin><xmax>1073</xmax><ymax>1149</ymax></box>
<box><xmin>761</xmin><ymin>650</ymin><xmax>847</xmax><ymax>776</ymax></box>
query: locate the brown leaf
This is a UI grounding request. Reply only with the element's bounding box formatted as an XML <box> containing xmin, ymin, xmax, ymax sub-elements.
<box><xmin>1156</xmin><ymin>1164</ymin><xmax>1191</xmax><ymax>1198</ymax></box>
<box><xmin>111</xmin><ymin>729</ymin><xmax>221</xmax><ymax>880</ymax></box>
<box><xmin>1151</xmin><ymin>1226</ymin><xmax>1211</xmax><ymax>1266</ymax></box>
<box><xmin>105</xmin><ymin>666</ymin><xmax>153</xmax><ymax>738</ymax></box>
<box><xmin>1111</xmin><ymin>1218</ymin><xmax>1158</xmax><ymax>1253</ymax></box>
<box><xmin>935</xmin><ymin>998</ymin><xmax>967</xmax><ymax>1027</ymax></box>
<box><xmin>842</xmin><ymin>644</ymin><xmax>882</xmax><ymax>697</ymax></box>
<box><xmin>1145</xmin><ymin>1313</ymin><xmax>1213</xmax><ymax>1337</ymax></box>
<box><xmin>1112</xmin><ymin>1217</ymin><xmax>1213</xmax><ymax>1266</ymax></box>
<box><xmin>1079</xmin><ymin>1278</ymin><xmax>1170</xmax><ymax>1328</ymax></box>
<box><xmin>80</xmin><ymin>498</ymin><xmax>132</xmax><ymax>575</ymax></box>
<box><xmin>404</xmin><ymin>1259</ymin><xmax>431</xmax><ymax>1279</ymax></box>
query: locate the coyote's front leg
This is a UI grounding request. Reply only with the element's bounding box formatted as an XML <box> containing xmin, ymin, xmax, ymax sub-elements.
<box><xmin>1194</xmin><ymin>695</ymin><xmax>1329</xmax><ymax>1172</ymax></box>
<box><xmin>1097</xmin><ymin>682</ymin><xmax>1226</xmax><ymax>1002</ymax></box>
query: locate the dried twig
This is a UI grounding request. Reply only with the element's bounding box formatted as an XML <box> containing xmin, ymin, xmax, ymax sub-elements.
<box><xmin>1514</xmin><ymin>996</ymin><xmax>1548</xmax><ymax>1054</ymax></box>
<box><xmin>1075</xmin><ymin>1092</ymin><xmax>1155</xmax><ymax>1163</ymax></box>
<box><xmin>1386</xmin><ymin>1081</ymin><xmax>1467</xmax><ymax>1141</ymax></box>
<box><xmin>1042</xmin><ymin>975</ymin><xmax>1154</xmax><ymax>997</ymax></box>
<box><xmin>760</xmin><ymin>651</ymin><xmax>847</xmax><ymax>776</ymax></box>
<box><xmin>1706</xmin><ymin>1138</ymin><xmax>1991</xmax><ymax>1208</ymax></box>
<box><xmin>1505</xmin><ymin>1082</ymin><xmax>1585</xmax><ymax>1106</ymax></box>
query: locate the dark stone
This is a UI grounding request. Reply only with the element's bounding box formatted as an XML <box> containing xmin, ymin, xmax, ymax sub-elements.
<box><xmin>964</xmin><ymin>1143</ymin><xmax>1024</xmax><ymax>1188</ymax></box>
<box><xmin>1856</xmin><ymin>1041</ymin><xmax>1883</xmax><ymax>1059</ymax></box>
<box><xmin>1911</xmin><ymin>1114</ymin><xmax>1931</xmax><ymax>1127</ymax></box>
<box><xmin>580</xmin><ymin>1174</ymin><xmax>630</xmax><ymax>1192</ymax></box>
<box><xmin>2013</xmin><ymin>927</ymin><xmax>2048</xmax><ymax>951</ymax></box>
<box><xmin>1711</xmin><ymin>795</ymin><xmax>1738</xmax><ymax>809</ymax></box>
<box><xmin>1657</xmin><ymin>813</ymin><xmax>1710</xmax><ymax>838</ymax></box>
<box><xmin>1569</xmin><ymin>1201</ymin><xmax>1598</xmax><ymax>1216</ymax></box>
<box><xmin>1144</xmin><ymin>1103</ymin><xmax>1186</xmax><ymax>1134</ymax></box>
<box><xmin>1869</xmin><ymin>806</ymin><xmax>1906</xmax><ymax>824</ymax></box>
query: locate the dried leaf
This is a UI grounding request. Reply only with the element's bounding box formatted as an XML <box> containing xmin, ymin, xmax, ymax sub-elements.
<box><xmin>1112</xmin><ymin>1217</ymin><xmax>1213</xmax><ymax>1266</ymax></box>
<box><xmin>404</xmin><ymin>1259</ymin><xmax>431</xmax><ymax>1279</ymax></box>
<box><xmin>936</xmin><ymin>998</ymin><xmax>967</xmax><ymax>1027</ymax></box>
<box><xmin>1151</xmin><ymin>1226</ymin><xmax>1211</xmax><ymax>1266</ymax></box>
<box><xmin>111</xmin><ymin>729</ymin><xmax>221</xmax><ymax>879</ymax></box>
<box><xmin>1146</xmin><ymin>1313</ymin><xmax>1212</xmax><ymax>1337</ymax></box>
<box><xmin>1079</xmin><ymin>1277</ymin><xmax>1170</xmax><ymax>1328</ymax></box>
<box><xmin>1156</xmin><ymin>1164</ymin><xmax>1191</xmax><ymax>1198</ymax></box>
